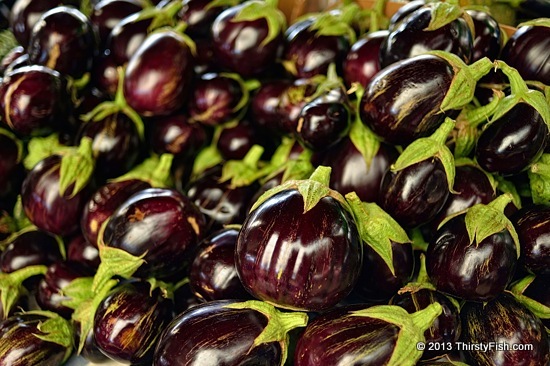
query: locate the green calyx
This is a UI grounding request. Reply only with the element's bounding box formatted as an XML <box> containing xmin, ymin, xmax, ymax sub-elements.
<box><xmin>112</xmin><ymin>153</ymin><xmax>175</xmax><ymax>188</ymax></box>
<box><xmin>59</xmin><ymin>137</ymin><xmax>95</xmax><ymax>198</ymax></box>
<box><xmin>345</xmin><ymin>192</ymin><xmax>410</xmax><ymax>276</ymax></box>
<box><xmin>81</xmin><ymin>66</ymin><xmax>145</xmax><ymax>141</ymax></box>
<box><xmin>0</xmin><ymin>265</ymin><xmax>48</xmax><ymax>319</ymax></box>
<box><xmin>250</xmin><ymin>165</ymin><xmax>348</xmax><ymax>214</ymax></box>
<box><xmin>453</xmin><ymin>90</ymin><xmax>504</xmax><ymax>158</ymax></box>
<box><xmin>529</xmin><ymin>154</ymin><xmax>550</xmax><ymax>205</ymax></box>
<box><xmin>428</xmin><ymin>51</ymin><xmax>493</xmax><ymax>112</ymax></box>
<box><xmin>464</xmin><ymin>194</ymin><xmax>520</xmax><ymax>257</ymax></box>
<box><xmin>260</xmin><ymin>137</ymin><xmax>315</xmax><ymax>185</ymax></box>
<box><xmin>220</xmin><ymin>145</ymin><xmax>268</xmax><ymax>188</ymax></box>
<box><xmin>391</xmin><ymin>118</ymin><xmax>456</xmax><ymax>192</ymax></box>
<box><xmin>349</xmin><ymin>84</ymin><xmax>382</xmax><ymax>169</ymax></box>
<box><xmin>492</xmin><ymin>60</ymin><xmax>550</xmax><ymax>132</ymax></box>
<box><xmin>307</xmin><ymin>6</ymin><xmax>357</xmax><ymax>44</ymax></box>
<box><xmin>397</xmin><ymin>254</ymin><xmax>437</xmax><ymax>295</ymax></box>
<box><xmin>29</xmin><ymin>310</ymin><xmax>74</xmax><ymax>349</ymax></box>
<box><xmin>147</xmin><ymin>0</ymin><xmax>183</xmax><ymax>31</ymax></box>
<box><xmin>224</xmin><ymin>300</ymin><xmax>308</xmax><ymax>366</ymax></box>
<box><xmin>517</xmin><ymin>18</ymin><xmax>550</xmax><ymax>28</ymax></box>
<box><xmin>0</xmin><ymin>30</ymin><xmax>18</xmax><ymax>61</ymax></box>
<box><xmin>232</xmin><ymin>0</ymin><xmax>287</xmax><ymax>47</ymax></box>
<box><xmin>350</xmin><ymin>303</ymin><xmax>442</xmax><ymax>366</ymax></box>
<box><xmin>508</xmin><ymin>276</ymin><xmax>550</xmax><ymax>321</ymax></box>
<box><xmin>23</xmin><ymin>134</ymin><xmax>69</xmax><ymax>170</ymax></box>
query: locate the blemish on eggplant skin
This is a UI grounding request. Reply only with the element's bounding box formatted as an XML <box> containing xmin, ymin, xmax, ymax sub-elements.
<box><xmin>188</xmin><ymin>216</ymin><xmax>200</xmax><ymax>235</ymax></box>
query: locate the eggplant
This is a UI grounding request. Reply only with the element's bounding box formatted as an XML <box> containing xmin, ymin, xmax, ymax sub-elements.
<box><xmin>149</xmin><ymin>114</ymin><xmax>208</xmax><ymax>159</ymax></box>
<box><xmin>465</xmin><ymin>9</ymin><xmax>502</xmax><ymax>62</ymax></box>
<box><xmin>343</xmin><ymin>30</ymin><xmax>388</xmax><ymax>88</ymax></box>
<box><xmin>0</xmin><ymin>230</ymin><xmax>62</xmax><ymax>273</ymax></box>
<box><xmin>379</xmin><ymin>3</ymin><xmax>473</xmax><ymax>68</ymax></box>
<box><xmin>211</xmin><ymin>1</ymin><xmax>285</xmax><ymax>77</ymax></box>
<box><xmin>104</xmin><ymin>11</ymin><xmax>153</xmax><ymax>65</ymax></box>
<box><xmin>250</xmin><ymin>79</ymin><xmax>291</xmax><ymax>134</ymax></box>
<box><xmin>0</xmin><ymin>46</ymin><xmax>24</xmax><ymax>75</ymax></box>
<box><xmin>500</xmin><ymin>23</ymin><xmax>550</xmax><ymax>85</ymax></box>
<box><xmin>294</xmin><ymin>303</ymin><xmax>442</xmax><ymax>366</ymax></box>
<box><xmin>511</xmin><ymin>205</ymin><xmax>550</xmax><ymax>275</ymax></box>
<box><xmin>9</xmin><ymin>0</ymin><xmax>64</xmax><ymax>48</ymax></box>
<box><xmin>461</xmin><ymin>293</ymin><xmax>549</xmax><ymax>366</ymax></box>
<box><xmin>153</xmin><ymin>300</ymin><xmax>308</xmax><ymax>366</ymax></box>
<box><xmin>93</xmin><ymin>281</ymin><xmax>174</xmax><ymax>364</ymax></box>
<box><xmin>475</xmin><ymin>102</ymin><xmax>548</xmax><ymax>176</ymax></box>
<box><xmin>0</xmin><ymin>312</ymin><xmax>73</xmax><ymax>366</ymax></box>
<box><xmin>0</xmin><ymin>65</ymin><xmax>68</xmax><ymax>136</ymax></box>
<box><xmin>90</xmin><ymin>0</ymin><xmax>144</xmax><ymax>46</ymax></box>
<box><xmin>123</xmin><ymin>29</ymin><xmax>194</xmax><ymax>117</ymax></box>
<box><xmin>235</xmin><ymin>167</ymin><xmax>362</xmax><ymax>311</ymax></box>
<box><xmin>359</xmin><ymin>54</ymin><xmax>457</xmax><ymax>146</ymax></box>
<box><xmin>426</xmin><ymin>196</ymin><xmax>518</xmax><ymax>302</ymax></box>
<box><xmin>66</xmin><ymin>234</ymin><xmax>100</xmax><ymax>270</ymax></box>
<box><xmin>27</xmin><ymin>6</ymin><xmax>98</xmax><ymax>79</ymax></box>
<box><xmin>177</xmin><ymin>0</ymin><xmax>226</xmax><ymax>39</ymax></box>
<box><xmin>100</xmin><ymin>187</ymin><xmax>206</xmax><ymax>279</ymax></box>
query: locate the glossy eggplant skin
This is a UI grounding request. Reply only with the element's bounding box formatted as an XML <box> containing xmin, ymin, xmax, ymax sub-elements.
<box><xmin>283</xmin><ymin>18</ymin><xmax>350</xmax><ymax>79</ymax></box>
<box><xmin>21</xmin><ymin>155</ymin><xmax>92</xmax><ymax>237</ymax></box>
<box><xmin>475</xmin><ymin>102</ymin><xmax>548</xmax><ymax>176</ymax></box>
<box><xmin>0</xmin><ymin>46</ymin><xmax>24</xmax><ymax>75</ymax></box>
<box><xmin>294</xmin><ymin>304</ymin><xmax>399</xmax><ymax>366</ymax></box>
<box><xmin>91</xmin><ymin>0</ymin><xmax>144</xmax><ymax>46</ymax></box>
<box><xmin>149</xmin><ymin>114</ymin><xmax>207</xmax><ymax>159</ymax></box>
<box><xmin>189</xmin><ymin>228</ymin><xmax>251</xmax><ymax>302</ymax></box>
<box><xmin>123</xmin><ymin>30</ymin><xmax>194</xmax><ymax>117</ymax></box>
<box><xmin>0</xmin><ymin>313</ymin><xmax>67</xmax><ymax>366</ymax></box>
<box><xmin>390</xmin><ymin>289</ymin><xmax>460</xmax><ymax>360</ymax></box>
<box><xmin>102</xmin><ymin>188</ymin><xmax>206</xmax><ymax>279</ymax></box>
<box><xmin>178</xmin><ymin>0</ymin><xmax>225</xmax><ymax>39</ymax></box>
<box><xmin>353</xmin><ymin>241</ymin><xmax>414</xmax><ymax>303</ymax></box>
<box><xmin>465</xmin><ymin>9</ymin><xmax>502</xmax><ymax>62</ymax></box>
<box><xmin>104</xmin><ymin>12</ymin><xmax>153</xmax><ymax>65</ymax></box>
<box><xmin>66</xmin><ymin>235</ymin><xmax>100</xmax><ymax>270</ymax></box>
<box><xmin>217</xmin><ymin>120</ymin><xmax>262</xmax><ymax>160</ymax></box>
<box><xmin>0</xmin><ymin>66</ymin><xmax>67</xmax><ymax>136</ymax></box>
<box><xmin>211</xmin><ymin>3</ymin><xmax>283</xmax><ymax>77</ymax></box>
<box><xmin>379</xmin><ymin>4</ymin><xmax>473</xmax><ymax>68</ymax></box>
<box><xmin>153</xmin><ymin>300</ymin><xmax>282</xmax><ymax>366</ymax></box>
<box><xmin>76</xmin><ymin>113</ymin><xmax>141</xmax><ymax>181</ymax></box>
<box><xmin>343</xmin><ymin>30</ymin><xmax>388</xmax><ymax>88</ymax></box>
<box><xmin>94</xmin><ymin>282</ymin><xmax>174</xmax><ymax>365</ymax></box>
<box><xmin>0</xmin><ymin>230</ymin><xmax>62</xmax><ymax>273</ymax></box>
<box><xmin>461</xmin><ymin>293</ymin><xmax>549</xmax><ymax>366</ymax></box>
<box><xmin>27</xmin><ymin>6</ymin><xmax>98</xmax><ymax>79</ymax></box>
<box><xmin>250</xmin><ymin>79</ymin><xmax>291</xmax><ymax>134</ymax></box>
<box><xmin>9</xmin><ymin>0</ymin><xmax>63</xmax><ymax>48</ymax></box>
<box><xmin>359</xmin><ymin>54</ymin><xmax>456</xmax><ymax>146</ymax></box>
<box><xmin>426</xmin><ymin>214</ymin><xmax>517</xmax><ymax>302</ymax></box>
<box><xmin>186</xmin><ymin>167</ymin><xmax>258</xmax><ymax>233</ymax></box>
<box><xmin>379</xmin><ymin>158</ymin><xmax>449</xmax><ymax>229</ymax></box>
<box><xmin>511</xmin><ymin>205</ymin><xmax>550</xmax><ymax>275</ymax></box>
<box><xmin>500</xmin><ymin>25</ymin><xmax>550</xmax><ymax>85</ymax></box>
<box><xmin>81</xmin><ymin>179</ymin><xmax>151</xmax><ymax>247</ymax></box>
<box><xmin>322</xmin><ymin>138</ymin><xmax>398</xmax><ymax>203</ymax></box>
<box><xmin>236</xmin><ymin>189</ymin><xmax>362</xmax><ymax>312</ymax></box>
<box><xmin>36</xmin><ymin>260</ymin><xmax>93</xmax><ymax>318</ymax></box>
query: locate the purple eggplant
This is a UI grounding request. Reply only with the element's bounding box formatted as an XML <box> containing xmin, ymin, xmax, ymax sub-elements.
<box><xmin>9</xmin><ymin>0</ymin><xmax>64</xmax><ymax>47</ymax></box>
<box><xmin>217</xmin><ymin>120</ymin><xmax>266</xmax><ymax>161</ymax></box>
<box><xmin>153</xmin><ymin>300</ymin><xmax>308</xmax><ymax>366</ymax></box>
<box><xmin>100</xmin><ymin>187</ymin><xmax>206</xmax><ymax>279</ymax></box>
<box><xmin>36</xmin><ymin>260</ymin><xmax>93</xmax><ymax>318</ymax></box>
<box><xmin>250</xmin><ymin>79</ymin><xmax>291</xmax><ymax>134</ymax></box>
<box><xmin>188</xmin><ymin>73</ymin><xmax>244</xmax><ymax>126</ymax></box>
<box><xmin>465</xmin><ymin>9</ymin><xmax>502</xmax><ymax>62</ymax></box>
<box><xmin>511</xmin><ymin>205</ymin><xmax>550</xmax><ymax>275</ymax></box>
<box><xmin>0</xmin><ymin>312</ymin><xmax>73</xmax><ymax>366</ymax></box>
<box><xmin>90</xmin><ymin>0</ymin><xmax>144</xmax><ymax>46</ymax></box>
<box><xmin>189</xmin><ymin>228</ymin><xmax>252</xmax><ymax>302</ymax></box>
<box><xmin>0</xmin><ymin>130</ymin><xmax>22</xmax><ymax>189</ymax></box>
<box><xmin>343</xmin><ymin>30</ymin><xmax>387</xmax><ymax>88</ymax></box>
<box><xmin>104</xmin><ymin>11</ymin><xmax>153</xmax><ymax>65</ymax></box>
<box><xmin>475</xmin><ymin>102</ymin><xmax>548</xmax><ymax>176</ymax></box>
<box><xmin>235</xmin><ymin>167</ymin><xmax>362</xmax><ymax>311</ymax></box>
<box><xmin>500</xmin><ymin>24</ymin><xmax>550</xmax><ymax>85</ymax></box>
<box><xmin>149</xmin><ymin>113</ymin><xmax>208</xmax><ymax>159</ymax></box>
<box><xmin>211</xmin><ymin>1</ymin><xmax>285</xmax><ymax>77</ymax></box>
<box><xmin>379</xmin><ymin>3</ymin><xmax>473</xmax><ymax>68</ymax></box>
<box><xmin>0</xmin><ymin>65</ymin><xmax>68</xmax><ymax>136</ymax></box>
<box><xmin>93</xmin><ymin>281</ymin><xmax>174</xmax><ymax>364</ymax></box>
<box><xmin>461</xmin><ymin>293</ymin><xmax>549</xmax><ymax>366</ymax></box>
<box><xmin>0</xmin><ymin>46</ymin><xmax>24</xmax><ymax>75</ymax></box>
<box><xmin>0</xmin><ymin>230</ymin><xmax>62</xmax><ymax>273</ymax></box>
<box><xmin>27</xmin><ymin>6</ymin><xmax>98</xmax><ymax>79</ymax></box>
<box><xmin>359</xmin><ymin>54</ymin><xmax>457</xmax><ymax>146</ymax></box>
<box><xmin>177</xmin><ymin>0</ymin><xmax>226</xmax><ymax>39</ymax></box>
<box><xmin>66</xmin><ymin>234</ymin><xmax>101</xmax><ymax>270</ymax></box>
<box><xmin>426</xmin><ymin>196</ymin><xmax>518</xmax><ymax>302</ymax></box>
<box><xmin>123</xmin><ymin>29</ymin><xmax>194</xmax><ymax>117</ymax></box>
<box><xmin>294</xmin><ymin>303</ymin><xmax>442</xmax><ymax>366</ymax></box>
<box><xmin>21</xmin><ymin>154</ymin><xmax>92</xmax><ymax>236</ymax></box>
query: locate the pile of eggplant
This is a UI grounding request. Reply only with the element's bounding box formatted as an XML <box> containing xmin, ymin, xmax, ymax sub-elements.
<box><xmin>0</xmin><ymin>0</ymin><xmax>549</xmax><ymax>365</ymax></box>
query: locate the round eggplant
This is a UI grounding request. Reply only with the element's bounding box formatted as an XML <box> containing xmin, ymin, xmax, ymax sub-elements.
<box><xmin>343</xmin><ymin>30</ymin><xmax>388</xmax><ymax>88</ymax></box>
<box><xmin>465</xmin><ymin>9</ymin><xmax>502</xmax><ymax>62</ymax></box>
<box><xmin>511</xmin><ymin>205</ymin><xmax>550</xmax><ymax>275</ymax></box>
<box><xmin>93</xmin><ymin>281</ymin><xmax>174</xmax><ymax>365</ymax></box>
<box><xmin>461</xmin><ymin>293</ymin><xmax>549</xmax><ymax>366</ymax></box>
<box><xmin>153</xmin><ymin>300</ymin><xmax>308</xmax><ymax>366</ymax></box>
<box><xmin>236</xmin><ymin>175</ymin><xmax>362</xmax><ymax>311</ymax></box>
<box><xmin>0</xmin><ymin>230</ymin><xmax>62</xmax><ymax>273</ymax></box>
<box><xmin>90</xmin><ymin>0</ymin><xmax>144</xmax><ymax>46</ymax></box>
